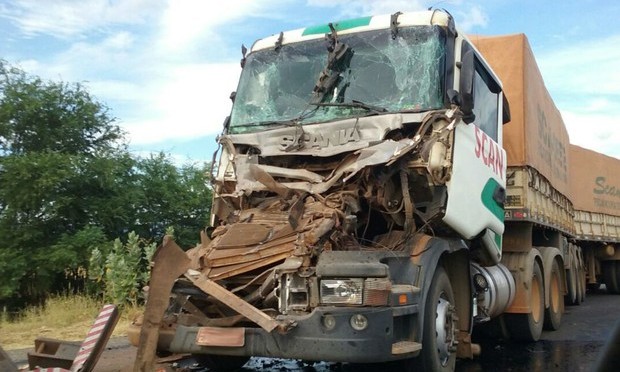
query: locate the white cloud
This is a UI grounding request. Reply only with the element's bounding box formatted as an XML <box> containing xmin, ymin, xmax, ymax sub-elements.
<box><xmin>123</xmin><ymin>62</ymin><xmax>241</xmax><ymax>145</ymax></box>
<box><xmin>537</xmin><ymin>34</ymin><xmax>620</xmax><ymax>97</ymax></box>
<box><xmin>0</xmin><ymin>0</ymin><xmax>162</xmax><ymax>38</ymax></box>
<box><xmin>306</xmin><ymin>0</ymin><xmax>427</xmax><ymax>17</ymax></box>
<box><xmin>157</xmin><ymin>0</ymin><xmax>288</xmax><ymax>55</ymax></box>
<box><xmin>563</xmin><ymin>110</ymin><xmax>620</xmax><ymax>159</ymax></box>
<box><xmin>534</xmin><ymin>34</ymin><xmax>620</xmax><ymax>160</ymax></box>
<box><xmin>453</xmin><ymin>5</ymin><xmax>488</xmax><ymax>32</ymax></box>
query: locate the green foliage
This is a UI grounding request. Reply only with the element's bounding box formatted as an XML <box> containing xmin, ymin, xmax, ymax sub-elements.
<box><xmin>0</xmin><ymin>60</ymin><xmax>213</xmax><ymax>310</ymax></box>
<box><xmin>132</xmin><ymin>153</ymin><xmax>212</xmax><ymax>248</ymax></box>
<box><xmin>0</xmin><ymin>60</ymin><xmax>123</xmax><ymax>155</ymax></box>
<box><xmin>0</xmin><ymin>60</ymin><xmax>129</xmax><ymax>307</ymax></box>
<box><xmin>89</xmin><ymin>231</ymin><xmax>156</xmax><ymax>305</ymax></box>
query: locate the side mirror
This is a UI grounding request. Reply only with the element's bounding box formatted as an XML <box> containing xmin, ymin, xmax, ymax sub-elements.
<box><xmin>459</xmin><ymin>48</ymin><xmax>475</xmax><ymax>124</ymax></box>
<box><xmin>502</xmin><ymin>94</ymin><xmax>511</xmax><ymax>124</ymax></box>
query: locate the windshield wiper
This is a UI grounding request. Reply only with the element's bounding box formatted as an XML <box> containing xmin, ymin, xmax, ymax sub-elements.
<box><xmin>311</xmin><ymin>100</ymin><xmax>388</xmax><ymax>114</ymax></box>
<box><xmin>232</xmin><ymin>119</ymin><xmax>298</xmax><ymax>130</ymax></box>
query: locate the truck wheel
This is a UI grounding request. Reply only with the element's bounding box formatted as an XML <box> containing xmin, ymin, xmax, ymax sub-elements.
<box><xmin>572</xmin><ymin>261</ymin><xmax>583</xmax><ymax>305</ymax></box>
<box><xmin>193</xmin><ymin>354</ymin><xmax>250</xmax><ymax>372</ymax></box>
<box><xmin>505</xmin><ymin>262</ymin><xmax>544</xmax><ymax>341</ymax></box>
<box><xmin>602</xmin><ymin>261</ymin><xmax>620</xmax><ymax>294</ymax></box>
<box><xmin>543</xmin><ymin>259</ymin><xmax>563</xmax><ymax>330</ymax></box>
<box><xmin>565</xmin><ymin>256</ymin><xmax>578</xmax><ymax>305</ymax></box>
<box><xmin>578</xmin><ymin>265</ymin><xmax>586</xmax><ymax>303</ymax></box>
<box><xmin>416</xmin><ymin>265</ymin><xmax>457</xmax><ymax>371</ymax></box>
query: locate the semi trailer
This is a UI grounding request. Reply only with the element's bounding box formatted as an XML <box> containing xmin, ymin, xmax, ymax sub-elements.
<box><xmin>130</xmin><ymin>10</ymin><xmax>612</xmax><ymax>372</ymax></box>
<box><xmin>570</xmin><ymin>145</ymin><xmax>620</xmax><ymax>294</ymax></box>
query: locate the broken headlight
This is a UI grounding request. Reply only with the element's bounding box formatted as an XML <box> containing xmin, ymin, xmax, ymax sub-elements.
<box><xmin>320</xmin><ymin>279</ymin><xmax>364</xmax><ymax>305</ymax></box>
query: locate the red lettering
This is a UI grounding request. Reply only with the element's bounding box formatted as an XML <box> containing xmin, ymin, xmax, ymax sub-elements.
<box><xmin>475</xmin><ymin>126</ymin><xmax>483</xmax><ymax>158</ymax></box>
<box><xmin>496</xmin><ymin>146</ymin><xmax>504</xmax><ymax>179</ymax></box>
<box><xmin>487</xmin><ymin>142</ymin><xmax>495</xmax><ymax>173</ymax></box>
<box><xmin>473</xmin><ymin>126</ymin><xmax>505</xmax><ymax>179</ymax></box>
<box><xmin>481</xmin><ymin>135</ymin><xmax>488</xmax><ymax>165</ymax></box>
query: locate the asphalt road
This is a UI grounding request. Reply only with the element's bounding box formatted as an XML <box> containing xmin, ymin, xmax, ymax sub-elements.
<box><xmin>6</xmin><ymin>289</ymin><xmax>620</xmax><ymax>371</ymax></box>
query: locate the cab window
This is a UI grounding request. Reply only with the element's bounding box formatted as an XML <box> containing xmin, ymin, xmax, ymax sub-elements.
<box><xmin>472</xmin><ymin>59</ymin><xmax>500</xmax><ymax>141</ymax></box>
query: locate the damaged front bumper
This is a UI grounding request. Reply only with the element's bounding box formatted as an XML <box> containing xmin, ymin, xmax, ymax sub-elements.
<box><xmin>160</xmin><ymin>305</ymin><xmax>419</xmax><ymax>363</ymax></box>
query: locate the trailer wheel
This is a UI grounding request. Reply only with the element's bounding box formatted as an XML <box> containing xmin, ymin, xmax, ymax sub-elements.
<box><xmin>602</xmin><ymin>261</ymin><xmax>620</xmax><ymax>294</ymax></box>
<box><xmin>416</xmin><ymin>265</ymin><xmax>457</xmax><ymax>371</ymax></box>
<box><xmin>506</xmin><ymin>261</ymin><xmax>544</xmax><ymax>341</ymax></box>
<box><xmin>572</xmin><ymin>261</ymin><xmax>583</xmax><ymax>305</ymax></box>
<box><xmin>193</xmin><ymin>354</ymin><xmax>250</xmax><ymax>372</ymax></box>
<box><xmin>543</xmin><ymin>259</ymin><xmax>563</xmax><ymax>330</ymax></box>
<box><xmin>578</xmin><ymin>265</ymin><xmax>586</xmax><ymax>303</ymax></box>
<box><xmin>565</xmin><ymin>268</ymin><xmax>577</xmax><ymax>305</ymax></box>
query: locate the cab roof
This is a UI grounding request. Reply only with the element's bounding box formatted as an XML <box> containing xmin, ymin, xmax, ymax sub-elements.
<box><xmin>251</xmin><ymin>10</ymin><xmax>454</xmax><ymax>52</ymax></box>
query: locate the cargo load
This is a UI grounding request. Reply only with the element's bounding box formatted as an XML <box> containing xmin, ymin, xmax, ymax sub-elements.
<box><xmin>471</xmin><ymin>34</ymin><xmax>570</xmax><ymax>196</ymax></box>
<box><xmin>472</xmin><ymin>34</ymin><xmax>573</xmax><ymax>233</ymax></box>
<box><xmin>570</xmin><ymin>144</ymin><xmax>620</xmax><ymax>242</ymax></box>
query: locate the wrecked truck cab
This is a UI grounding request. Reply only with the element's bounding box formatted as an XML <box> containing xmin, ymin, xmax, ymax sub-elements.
<box><xmin>133</xmin><ymin>10</ymin><xmax>514</xmax><ymax>372</ymax></box>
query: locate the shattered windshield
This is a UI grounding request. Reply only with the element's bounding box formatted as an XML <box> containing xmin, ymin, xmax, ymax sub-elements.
<box><xmin>229</xmin><ymin>25</ymin><xmax>446</xmax><ymax>134</ymax></box>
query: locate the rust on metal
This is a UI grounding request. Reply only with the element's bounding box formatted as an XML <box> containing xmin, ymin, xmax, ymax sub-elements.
<box><xmin>185</xmin><ymin>272</ymin><xmax>280</xmax><ymax>332</ymax></box>
<box><xmin>133</xmin><ymin>236</ymin><xmax>191</xmax><ymax>372</ymax></box>
<box><xmin>196</xmin><ymin>327</ymin><xmax>245</xmax><ymax>347</ymax></box>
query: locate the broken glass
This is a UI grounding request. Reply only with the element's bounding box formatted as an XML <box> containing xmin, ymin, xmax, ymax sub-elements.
<box><xmin>229</xmin><ymin>25</ymin><xmax>446</xmax><ymax>134</ymax></box>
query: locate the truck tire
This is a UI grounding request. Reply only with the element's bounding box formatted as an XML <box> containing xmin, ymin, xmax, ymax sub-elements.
<box><xmin>572</xmin><ymin>261</ymin><xmax>583</xmax><ymax>305</ymax></box>
<box><xmin>505</xmin><ymin>262</ymin><xmax>544</xmax><ymax>341</ymax></box>
<box><xmin>565</xmin><ymin>252</ymin><xmax>578</xmax><ymax>305</ymax></box>
<box><xmin>543</xmin><ymin>259</ymin><xmax>563</xmax><ymax>331</ymax></box>
<box><xmin>193</xmin><ymin>354</ymin><xmax>250</xmax><ymax>372</ymax></box>
<box><xmin>602</xmin><ymin>261</ymin><xmax>620</xmax><ymax>294</ymax></box>
<box><xmin>416</xmin><ymin>265</ymin><xmax>457</xmax><ymax>371</ymax></box>
<box><xmin>578</xmin><ymin>265</ymin><xmax>586</xmax><ymax>303</ymax></box>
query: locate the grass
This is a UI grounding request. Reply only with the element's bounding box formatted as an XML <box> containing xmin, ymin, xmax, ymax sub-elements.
<box><xmin>0</xmin><ymin>294</ymin><xmax>142</xmax><ymax>350</ymax></box>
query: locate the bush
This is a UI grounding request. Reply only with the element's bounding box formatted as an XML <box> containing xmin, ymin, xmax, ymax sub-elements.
<box><xmin>89</xmin><ymin>231</ymin><xmax>156</xmax><ymax>306</ymax></box>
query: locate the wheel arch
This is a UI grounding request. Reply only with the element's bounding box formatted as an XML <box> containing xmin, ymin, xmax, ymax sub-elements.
<box><xmin>414</xmin><ymin>237</ymin><xmax>472</xmax><ymax>344</ymax></box>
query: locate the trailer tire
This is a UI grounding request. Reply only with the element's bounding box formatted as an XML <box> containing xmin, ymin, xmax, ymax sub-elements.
<box><xmin>193</xmin><ymin>354</ymin><xmax>250</xmax><ymax>372</ymax></box>
<box><xmin>505</xmin><ymin>262</ymin><xmax>544</xmax><ymax>341</ymax></box>
<box><xmin>565</xmin><ymin>257</ymin><xmax>578</xmax><ymax>305</ymax></box>
<box><xmin>578</xmin><ymin>265</ymin><xmax>586</xmax><ymax>303</ymax></box>
<box><xmin>602</xmin><ymin>261</ymin><xmax>620</xmax><ymax>294</ymax></box>
<box><xmin>543</xmin><ymin>259</ymin><xmax>563</xmax><ymax>331</ymax></box>
<box><xmin>416</xmin><ymin>265</ymin><xmax>457</xmax><ymax>371</ymax></box>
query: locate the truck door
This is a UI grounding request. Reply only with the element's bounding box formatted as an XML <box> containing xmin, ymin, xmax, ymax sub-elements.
<box><xmin>443</xmin><ymin>41</ymin><xmax>507</xmax><ymax>263</ymax></box>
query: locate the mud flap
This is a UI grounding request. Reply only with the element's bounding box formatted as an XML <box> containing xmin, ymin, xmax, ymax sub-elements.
<box><xmin>133</xmin><ymin>236</ymin><xmax>191</xmax><ymax>372</ymax></box>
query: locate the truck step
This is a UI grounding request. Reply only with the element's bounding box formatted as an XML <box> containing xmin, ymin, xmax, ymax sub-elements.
<box><xmin>391</xmin><ymin>341</ymin><xmax>422</xmax><ymax>355</ymax></box>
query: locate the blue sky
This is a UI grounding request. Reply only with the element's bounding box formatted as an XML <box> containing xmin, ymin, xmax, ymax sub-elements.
<box><xmin>1</xmin><ymin>0</ymin><xmax>619</xmax><ymax>163</ymax></box>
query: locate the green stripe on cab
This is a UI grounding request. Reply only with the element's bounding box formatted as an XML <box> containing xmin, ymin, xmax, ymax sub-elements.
<box><xmin>302</xmin><ymin>16</ymin><xmax>373</xmax><ymax>36</ymax></box>
<box><xmin>481</xmin><ymin>178</ymin><xmax>505</xmax><ymax>223</ymax></box>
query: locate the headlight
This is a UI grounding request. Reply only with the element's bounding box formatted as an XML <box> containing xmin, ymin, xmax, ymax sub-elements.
<box><xmin>320</xmin><ymin>279</ymin><xmax>363</xmax><ymax>305</ymax></box>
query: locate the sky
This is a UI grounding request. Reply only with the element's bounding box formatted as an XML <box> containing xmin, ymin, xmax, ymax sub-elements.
<box><xmin>1</xmin><ymin>0</ymin><xmax>619</xmax><ymax>164</ymax></box>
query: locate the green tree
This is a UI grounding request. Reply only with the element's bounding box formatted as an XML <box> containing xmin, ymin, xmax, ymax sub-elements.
<box><xmin>133</xmin><ymin>153</ymin><xmax>212</xmax><ymax>248</ymax></box>
<box><xmin>0</xmin><ymin>61</ymin><xmax>213</xmax><ymax>310</ymax></box>
<box><xmin>0</xmin><ymin>61</ymin><xmax>121</xmax><ymax>156</ymax></box>
<box><xmin>0</xmin><ymin>60</ymin><xmax>130</xmax><ymax>307</ymax></box>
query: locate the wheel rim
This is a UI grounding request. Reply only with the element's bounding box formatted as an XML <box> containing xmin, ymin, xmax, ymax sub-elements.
<box><xmin>435</xmin><ymin>295</ymin><xmax>457</xmax><ymax>366</ymax></box>
<box><xmin>531</xmin><ymin>272</ymin><xmax>542</xmax><ymax>323</ymax></box>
